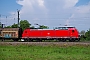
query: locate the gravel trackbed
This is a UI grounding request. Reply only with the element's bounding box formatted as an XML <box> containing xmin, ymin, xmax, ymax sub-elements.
<box><xmin>0</xmin><ymin>42</ymin><xmax>90</xmax><ymax>46</ymax></box>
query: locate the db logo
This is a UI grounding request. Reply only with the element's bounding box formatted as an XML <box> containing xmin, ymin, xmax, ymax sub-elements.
<box><xmin>47</xmin><ymin>33</ymin><xmax>50</xmax><ymax>35</ymax></box>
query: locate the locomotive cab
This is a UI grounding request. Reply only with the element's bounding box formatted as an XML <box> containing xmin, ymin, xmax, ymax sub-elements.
<box><xmin>68</xmin><ymin>27</ymin><xmax>80</xmax><ymax>41</ymax></box>
<box><xmin>55</xmin><ymin>26</ymin><xmax>80</xmax><ymax>42</ymax></box>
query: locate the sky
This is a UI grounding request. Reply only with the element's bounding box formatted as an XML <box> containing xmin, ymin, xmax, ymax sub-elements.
<box><xmin>0</xmin><ymin>0</ymin><xmax>90</xmax><ymax>32</ymax></box>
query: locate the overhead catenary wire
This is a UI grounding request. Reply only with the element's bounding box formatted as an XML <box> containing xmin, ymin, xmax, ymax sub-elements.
<box><xmin>0</xmin><ymin>14</ymin><xmax>1</xmax><ymax>25</ymax></box>
<box><xmin>0</xmin><ymin>13</ymin><xmax>90</xmax><ymax>27</ymax></box>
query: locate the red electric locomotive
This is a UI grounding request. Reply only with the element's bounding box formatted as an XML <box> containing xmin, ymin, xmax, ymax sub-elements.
<box><xmin>22</xmin><ymin>26</ymin><xmax>80</xmax><ymax>42</ymax></box>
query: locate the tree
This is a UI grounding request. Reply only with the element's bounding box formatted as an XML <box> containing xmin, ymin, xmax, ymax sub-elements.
<box><xmin>0</xmin><ymin>25</ymin><xmax>1</xmax><ymax>28</ymax></box>
<box><xmin>5</xmin><ymin>26</ymin><xmax>11</xmax><ymax>28</ymax></box>
<box><xmin>80</xmin><ymin>30</ymin><xmax>85</xmax><ymax>35</ymax></box>
<box><xmin>85</xmin><ymin>29</ymin><xmax>90</xmax><ymax>41</ymax></box>
<box><xmin>39</xmin><ymin>25</ymin><xmax>49</xmax><ymax>29</ymax></box>
<box><xmin>0</xmin><ymin>22</ymin><xmax>1</xmax><ymax>28</ymax></box>
<box><xmin>30</xmin><ymin>26</ymin><xmax>35</xmax><ymax>29</ymax></box>
<box><xmin>35</xmin><ymin>24</ymin><xmax>49</xmax><ymax>29</ymax></box>
<box><xmin>11</xmin><ymin>24</ymin><xmax>19</xmax><ymax>28</ymax></box>
<box><xmin>20</xmin><ymin>20</ymin><xmax>31</xmax><ymax>31</ymax></box>
<box><xmin>80</xmin><ymin>30</ymin><xmax>86</xmax><ymax>40</ymax></box>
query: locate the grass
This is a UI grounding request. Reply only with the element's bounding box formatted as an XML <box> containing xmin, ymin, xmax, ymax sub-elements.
<box><xmin>0</xmin><ymin>44</ymin><xmax>90</xmax><ymax>60</ymax></box>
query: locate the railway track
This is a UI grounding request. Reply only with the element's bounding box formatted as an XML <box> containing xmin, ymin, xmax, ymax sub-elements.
<box><xmin>0</xmin><ymin>41</ymin><xmax>90</xmax><ymax>46</ymax></box>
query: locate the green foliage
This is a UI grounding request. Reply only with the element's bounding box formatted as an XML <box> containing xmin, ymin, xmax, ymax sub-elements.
<box><xmin>0</xmin><ymin>25</ymin><xmax>2</xmax><ymax>28</ymax></box>
<box><xmin>85</xmin><ymin>29</ymin><xmax>90</xmax><ymax>41</ymax></box>
<box><xmin>20</xmin><ymin>20</ymin><xmax>31</xmax><ymax>31</ymax></box>
<box><xmin>4</xmin><ymin>24</ymin><xmax>18</xmax><ymax>28</ymax></box>
<box><xmin>0</xmin><ymin>22</ymin><xmax>1</xmax><ymax>27</ymax></box>
<box><xmin>0</xmin><ymin>45</ymin><xmax>90</xmax><ymax>60</ymax></box>
<box><xmin>30</xmin><ymin>26</ymin><xmax>35</xmax><ymax>29</ymax></box>
<box><xmin>11</xmin><ymin>24</ymin><xmax>19</xmax><ymax>28</ymax></box>
<box><xmin>5</xmin><ymin>26</ymin><xmax>12</xmax><ymax>28</ymax></box>
<box><xmin>80</xmin><ymin>29</ymin><xmax>90</xmax><ymax>41</ymax></box>
<box><xmin>80</xmin><ymin>35</ymin><xmax>86</xmax><ymax>41</ymax></box>
<box><xmin>0</xmin><ymin>20</ymin><xmax>49</xmax><ymax>30</ymax></box>
<box><xmin>39</xmin><ymin>25</ymin><xmax>49</xmax><ymax>29</ymax></box>
<box><xmin>0</xmin><ymin>22</ymin><xmax>1</xmax><ymax>28</ymax></box>
<box><xmin>4</xmin><ymin>20</ymin><xmax>31</xmax><ymax>30</ymax></box>
<box><xmin>80</xmin><ymin>30</ymin><xmax>85</xmax><ymax>35</ymax></box>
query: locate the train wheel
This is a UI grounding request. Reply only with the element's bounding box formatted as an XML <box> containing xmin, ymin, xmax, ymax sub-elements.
<box><xmin>69</xmin><ymin>38</ymin><xmax>75</xmax><ymax>42</ymax></box>
<box><xmin>69</xmin><ymin>40</ymin><xmax>72</xmax><ymax>42</ymax></box>
<box><xmin>2</xmin><ymin>39</ymin><xmax>4</xmax><ymax>41</ymax></box>
<box><xmin>36</xmin><ymin>39</ymin><xmax>42</xmax><ymax>42</ymax></box>
<box><xmin>62</xmin><ymin>39</ymin><xmax>66</xmax><ymax>42</ymax></box>
<box><xmin>76</xmin><ymin>38</ymin><xmax>80</xmax><ymax>42</ymax></box>
<box><xmin>29</xmin><ymin>39</ymin><xmax>33</xmax><ymax>42</ymax></box>
<box><xmin>25</xmin><ymin>38</ymin><xmax>29</xmax><ymax>42</ymax></box>
<box><xmin>13</xmin><ymin>38</ymin><xmax>19</xmax><ymax>42</ymax></box>
<box><xmin>71</xmin><ymin>38</ymin><xmax>75</xmax><ymax>42</ymax></box>
<box><xmin>69</xmin><ymin>38</ymin><xmax>72</xmax><ymax>42</ymax></box>
<box><xmin>39</xmin><ymin>39</ymin><xmax>42</xmax><ymax>42</ymax></box>
<box><xmin>59</xmin><ymin>39</ymin><xmax>62</xmax><ymax>42</ymax></box>
<box><xmin>58</xmin><ymin>39</ymin><xmax>61</xmax><ymax>42</ymax></box>
<box><xmin>24</xmin><ymin>39</ymin><xmax>26</xmax><ymax>42</ymax></box>
<box><xmin>59</xmin><ymin>39</ymin><xmax>66</xmax><ymax>42</ymax></box>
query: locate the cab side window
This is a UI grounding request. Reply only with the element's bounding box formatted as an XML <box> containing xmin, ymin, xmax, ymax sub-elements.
<box><xmin>25</xmin><ymin>31</ymin><xmax>27</xmax><ymax>33</ymax></box>
<box><xmin>72</xmin><ymin>30</ymin><xmax>75</xmax><ymax>33</ymax></box>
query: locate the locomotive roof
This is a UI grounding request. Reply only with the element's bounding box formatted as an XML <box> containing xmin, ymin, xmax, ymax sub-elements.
<box><xmin>0</xmin><ymin>28</ymin><xmax>20</xmax><ymax>31</ymax></box>
<box><xmin>56</xmin><ymin>26</ymin><xmax>75</xmax><ymax>28</ymax></box>
<box><xmin>29</xmin><ymin>26</ymin><xmax>75</xmax><ymax>30</ymax></box>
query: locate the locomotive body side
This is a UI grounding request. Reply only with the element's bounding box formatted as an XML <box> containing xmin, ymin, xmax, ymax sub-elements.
<box><xmin>22</xmin><ymin>26</ymin><xmax>80</xmax><ymax>42</ymax></box>
<box><xmin>22</xmin><ymin>29</ymin><xmax>55</xmax><ymax>41</ymax></box>
<box><xmin>55</xmin><ymin>29</ymin><xmax>69</xmax><ymax>38</ymax></box>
